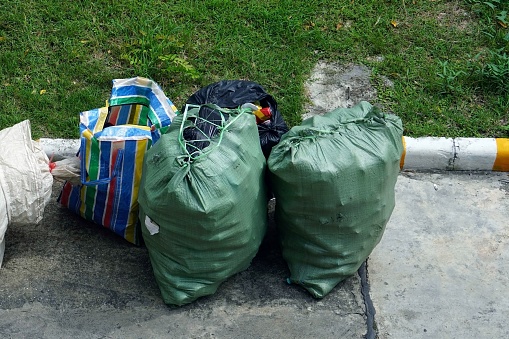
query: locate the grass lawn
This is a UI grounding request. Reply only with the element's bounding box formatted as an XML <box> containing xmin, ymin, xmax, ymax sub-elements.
<box><xmin>1</xmin><ymin>0</ymin><xmax>508</xmax><ymax>139</ymax></box>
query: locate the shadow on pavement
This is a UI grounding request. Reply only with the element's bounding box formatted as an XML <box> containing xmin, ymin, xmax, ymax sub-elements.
<box><xmin>0</xmin><ymin>182</ymin><xmax>368</xmax><ymax>339</ymax></box>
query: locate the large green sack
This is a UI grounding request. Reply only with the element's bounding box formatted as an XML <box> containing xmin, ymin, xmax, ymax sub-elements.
<box><xmin>268</xmin><ymin>101</ymin><xmax>403</xmax><ymax>298</ymax></box>
<box><xmin>138</xmin><ymin>105</ymin><xmax>267</xmax><ymax>306</ymax></box>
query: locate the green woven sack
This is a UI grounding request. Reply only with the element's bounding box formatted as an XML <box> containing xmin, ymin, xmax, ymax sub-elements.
<box><xmin>138</xmin><ymin>104</ymin><xmax>267</xmax><ymax>306</ymax></box>
<box><xmin>268</xmin><ymin>101</ymin><xmax>403</xmax><ymax>298</ymax></box>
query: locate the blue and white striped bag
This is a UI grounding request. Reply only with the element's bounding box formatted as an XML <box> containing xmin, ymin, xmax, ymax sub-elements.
<box><xmin>58</xmin><ymin>77</ymin><xmax>178</xmax><ymax>244</ymax></box>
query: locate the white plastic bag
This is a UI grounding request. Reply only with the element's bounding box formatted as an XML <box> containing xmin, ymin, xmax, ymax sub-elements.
<box><xmin>50</xmin><ymin>157</ymin><xmax>81</xmax><ymax>185</ymax></box>
<box><xmin>0</xmin><ymin>120</ymin><xmax>53</xmax><ymax>268</ymax></box>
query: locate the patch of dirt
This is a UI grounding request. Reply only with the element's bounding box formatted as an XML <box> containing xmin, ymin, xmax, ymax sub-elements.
<box><xmin>304</xmin><ymin>62</ymin><xmax>379</xmax><ymax>119</ymax></box>
<box><xmin>433</xmin><ymin>2</ymin><xmax>474</xmax><ymax>32</ymax></box>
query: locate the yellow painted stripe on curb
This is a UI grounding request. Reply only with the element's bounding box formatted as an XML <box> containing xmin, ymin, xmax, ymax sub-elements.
<box><xmin>400</xmin><ymin>136</ymin><xmax>406</xmax><ymax>170</ymax></box>
<box><xmin>493</xmin><ymin>138</ymin><xmax>509</xmax><ymax>171</ymax></box>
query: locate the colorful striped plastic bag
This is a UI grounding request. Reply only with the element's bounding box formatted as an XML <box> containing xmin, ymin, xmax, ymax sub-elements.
<box><xmin>58</xmin><ymin>77</ymin><xmax>178</xmax><ymax>244</ymax></box>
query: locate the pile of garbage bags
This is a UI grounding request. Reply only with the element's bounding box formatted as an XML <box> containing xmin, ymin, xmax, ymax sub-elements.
<box><xmin>136</xmin><ymin>79</ymin><xmax>403</xmax><ymax>305</ymax></box>
<box><xmin>1</xmin><ymin>77</ymin><xmax>404</xmax><ymax>307</ymax></box>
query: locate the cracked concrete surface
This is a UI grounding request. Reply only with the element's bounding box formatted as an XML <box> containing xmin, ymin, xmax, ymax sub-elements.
<box><xmin>370</xmin><ymin>171</ymin><xmax>509</xmax><ymax>338</ymax></box>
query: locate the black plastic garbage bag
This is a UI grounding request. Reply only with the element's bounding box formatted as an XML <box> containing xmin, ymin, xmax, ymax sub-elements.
<box><xmin>181</xmin><ymin>104</ymin><xmax>227</xmax><ymax>154</ymax></box>
<box><xmin>184</xmin><ymin>80</ymin><xmax>289</xmax><ymax>158</ymax></box>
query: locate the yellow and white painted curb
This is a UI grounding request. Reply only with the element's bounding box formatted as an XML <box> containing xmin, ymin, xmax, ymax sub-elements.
<box><xmin>400</xmin><ymin>137</ymin><xmax>509</xmax><ymax>171</ymax></box>
<box><xmin>39</xmin><ymin>137</ymin><xmax>509</xmax><ymax>172</ymax></box>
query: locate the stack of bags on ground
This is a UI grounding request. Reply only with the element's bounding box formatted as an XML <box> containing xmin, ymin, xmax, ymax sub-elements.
<box><xmin>1</xmin><ymin>77</ymin><xmax>404</xmax><ymax>306</ymax></box>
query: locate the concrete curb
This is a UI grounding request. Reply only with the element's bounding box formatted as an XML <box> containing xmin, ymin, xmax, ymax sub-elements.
<box><xmin>400</xmin><ymin>137</ymin><xmax>509</xmax><ymax>171</ymax></box>
<box><xmin>39</xmin><ymin>137</ymin><xmax>509</xmax><ymax>172</ymax></box>
<box><xmin>39</xmin><ymin>138</ymin><xmax>80</xmax><ymax>161</ymax></box>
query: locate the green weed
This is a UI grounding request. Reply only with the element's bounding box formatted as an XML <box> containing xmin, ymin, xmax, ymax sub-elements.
<box><xmin>436</xmin><ymin>60</ymin><xmax>467</xmax><ymax>94</ymax></box>
<box><xmin>462</xmin><ymin>0</ymin><xmax>509</xmax><ymax>94</ymax></box>
<box><xmin>119</xmin><ymin>32</ymin><xmax>199</xmax><ymax>82</ymax></box>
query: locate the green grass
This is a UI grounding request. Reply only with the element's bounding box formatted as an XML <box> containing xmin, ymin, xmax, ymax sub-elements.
<box><xmin>1</xmin><ymin>0</ymin><xmax>508</xmax><ymax>139</ymax></box>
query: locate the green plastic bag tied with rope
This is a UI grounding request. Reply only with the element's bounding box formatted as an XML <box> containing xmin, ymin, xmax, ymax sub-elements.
<box><xmin>138</xmin><ymin>104</ymin><xmax>268</xmax><ymax>306</ymax></box>
<box><xmin>268</xmin><ymin>101</ymin><xmax>404</xmax><ymax>298</ymax></box>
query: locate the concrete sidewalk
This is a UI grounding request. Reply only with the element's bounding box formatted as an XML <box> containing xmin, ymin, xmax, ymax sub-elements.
<box><xmin>370</xmin><ymin>171</ymin><xmax>509</xmax><ymax>338</ymax></box>
<box><xmin>0</xmin><ymin>182</ymin><xmax>368</xmax><ymax>339</ymax></box>
<box><xmin>1</xmin><ymin>171</ymin><xmax>508</xmax><ymax>338</ymax></box>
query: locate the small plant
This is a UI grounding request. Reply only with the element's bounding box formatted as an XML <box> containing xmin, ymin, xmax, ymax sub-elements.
<box><xmin>461</xmin><ymin>0</ymin><xmax>509</xmax><ymax>94</ymax></box>
<box><xmin>436</xmin><ymin>60</ymin><xmax>466</xmax><ymax>94</ymax></box>
<box><xmin>481</xmin><ymin>48</ymin><xmax>509</xmax><ymax>93</ymax></box>
<box><xmin>119</xmin><ymin>32</ymin><xmax>199</xmax><ymax>81</ymax></box>
<box><xmin>479</xmin><ymin>0</ymin><xmax>509</xmax><ymax>93</ymax></box>
<box><xmin>158</xmin><ymin>54</ymin><xmax>199</xmax><ymax>80</ymax></box>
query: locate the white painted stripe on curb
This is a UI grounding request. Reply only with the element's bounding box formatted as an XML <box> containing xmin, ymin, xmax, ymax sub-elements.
<box><xmin>454</xmin><ymin>138</ymin><xmax>497</xmax><ymax>171</ymax></box>
<box><xmin>401</xmin><ymin>137</ymin><xmax>454</xmax><ymax>171</ymax></box>
<box><xmin>39</xmin><ymin>138</ymin><xmax>80</xmax><ymax>161</ymax></box>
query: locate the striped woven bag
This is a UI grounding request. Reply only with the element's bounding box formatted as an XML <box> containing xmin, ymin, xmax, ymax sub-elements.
<box><xmin>58</xmin><ymin>77</ymin><xmax>178</xmax><ymax>244</ymax></box>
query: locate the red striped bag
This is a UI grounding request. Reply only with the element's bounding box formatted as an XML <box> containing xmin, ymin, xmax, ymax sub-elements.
<box><xmin>58</xmin><ymin>77</ymin><xmax>178</xmax><ymax>244</ymax></box>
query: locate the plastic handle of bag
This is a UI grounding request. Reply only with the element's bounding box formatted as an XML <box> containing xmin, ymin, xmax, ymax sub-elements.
<box><xmin>80</xmin><ymin>149</ymin><xmax>124</xmax><ymax>186</ymax></box>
